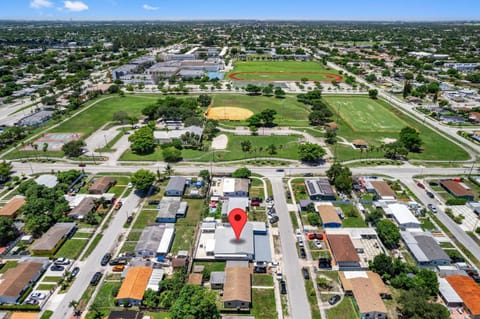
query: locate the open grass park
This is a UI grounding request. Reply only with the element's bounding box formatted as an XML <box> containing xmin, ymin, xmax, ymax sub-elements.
<box><xmin>228</xmin><ymin>61</ymin><xmax>343</xmax><ymax>82</ymax></box>
<box><xmin>323</xmin><ymin>96</ymin><xmax>469</xmax><ymax>162</ymax></box>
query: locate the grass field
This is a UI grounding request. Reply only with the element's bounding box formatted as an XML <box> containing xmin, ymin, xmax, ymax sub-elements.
<box><xmin>228</xmin><ymin>61</ymin><xmax>342</xmax><ymax>82</ymax></box>
<box><xmin>55</xmin><ymin>238</ymin><xmax>89</xmax><ymax>259</ymax></box>
<box><xmin>52</xmin><ymin>95</ymin><xmax>157</xmax><ymax>137</ymax></box>
<box><xmin>251</xmin><ymin>288</ymin><xmax>278</xmax><ymax>319</ymax></box>
<box><xmin>325</xmin><ymin>97</ymin><xmax>407</xmax><ymax>132</ymax></box>
<box><xmin>210</xmin><ymin>94</ymin><xmax>310</xmax><ymax>126</ymax></box>
<box><xmin>326</xmin><ymin>297</ymin><xmax>359</xmax><ymax>319</ymax></box>
<box><xmin>170</xmin><ymin>198</ymin><xmax>204</xmax><ymax>254</ymax></box>
<box><xmin>323</xmin><ymin>96</ymin><xmax>470</xmax><ymax>161</ymax></box>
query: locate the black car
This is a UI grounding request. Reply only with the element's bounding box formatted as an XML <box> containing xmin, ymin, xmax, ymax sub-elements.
<box><xmin>50</xmin><ymin>264</ymin><xmax>65</xmax><ymax>271</ymax></box>
<box><xmin>280</xmin><ymin>280</ymin><xmax>287</xmax><ymax>294</ymax></box>
<box><xmin>286</xmin><ymin>191</ymin><xmax>291</xmax><ymax>199</ymax></box>
<box><xmin>269</xmin><ymin>215</ymin><xmax>279</xmax><ymax>224</ymax></box>
<box><xmin>126</xmin><ymin>215</ymin><xmax>133</xmax><ymax>224</ymax></box>
<box><xmin>109</xmin><ymin>258</ymin><xmax>128</xmax><ymax>266</ymax></box>
<box><xmin>328</xmin><ymin>295</ymin><xmax>341</xmax><ymax>305</ymax></box>
<box><xmin>426</xmin><ymin>191</ymin><xmax>435</xmax><ymax>199</ymax></box>
<box><xmin>299</xmin><ymin>247</ymin><xmax>306</xmax><ymax>259</ymax></box>
<box><xmin>302</xmin><ymin>267</ymin><xmax>310</xmax><ymax>279</ymax></box>
<box><xmin>90</xmin><ymin>271</ymin><xmax>102</xmax><ymax>286</ymax></box>
<box><xmin>70</xmin><ymin>266</ymin><xmax>80</xmax><ymax>278</ymax></box>
<box><xmin>101</xmin><ymin>253</ymin><xmax>112</xmax><ymax>266</ymax></box>
<box><xmin>276</xmin><ymin>169</ymin><xmax>285</xmax><ymax>172</ymax></box>
<box><xmin>148</xmin><ymin>200</ymin><xmax>160</xmax><ymax>205</ymax></box>
<box><xmin>303</xmin><ymin>173</ymin><xmax>313</xmax><ymax>177</ymax></box>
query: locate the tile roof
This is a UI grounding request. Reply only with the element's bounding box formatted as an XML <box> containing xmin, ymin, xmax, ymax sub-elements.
<box><xmin>441</xmin><ymin>180</ymin><xmax>474</xmax><ymax>197</ymax></box>
<box><xmin>446</xmin><ymin>275</ymin><xmax>480</xmax><ymax>316</ymax></box>
<box><xmin>116</xmin><ymin>267</ymin><xmax>153</xmax><ymax>301</ymax></box>
<box><xmin>327</xmin><ymin>234</ymin><xmax>359</xmax><ymax>263</ymax></box>
<box><xmin>0</xmin><ymin>197</ymin><xmax>25</xmax><ymax>218</ymax></box>
<box><xmin>350</xmin><ymin>278</ymin><xmax>387</xmax><ymax>314</ymax></box>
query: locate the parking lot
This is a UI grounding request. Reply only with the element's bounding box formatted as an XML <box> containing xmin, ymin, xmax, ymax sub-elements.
<box><xmin>450</xmin><ymin>205</ymin><xmax>478</xmax><ymax>232</ymax></box>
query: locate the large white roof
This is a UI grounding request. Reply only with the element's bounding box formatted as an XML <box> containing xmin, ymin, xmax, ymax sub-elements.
<box><xmin>223</xmin><ymin>178</ymin><xmax>236</xmax><ymax>193</ymax></box>
<box><xmin>387</xmin><ymin>203</ymin><xmax>420</xmax><ymax>226</ymax></box>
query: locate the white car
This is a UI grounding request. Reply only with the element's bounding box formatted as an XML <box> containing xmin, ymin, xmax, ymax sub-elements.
<box><xmin>127</xmin><ymin>182</ymin><xmax>133</xmax><ymax>189</ymax></box>
<box><xmin>313</xmin><ymin>239</ymin><xmax>322</xmax><ymax>249</ymax></box>
<box><xmin>54</xmin><ymin>257</ymin><xmax>70</xmax><ymax>265</ymax></box>
<box><xmin>30</xmin><ymin>292</ymin><xmax>46</xmax><ymax>300</ymax></box>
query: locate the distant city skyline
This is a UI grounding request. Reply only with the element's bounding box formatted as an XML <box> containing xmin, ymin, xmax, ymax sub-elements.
<box><xmin>2</xmin><ymin>0</ymin><xmax>480</xmax><ymax>20</ymax></box>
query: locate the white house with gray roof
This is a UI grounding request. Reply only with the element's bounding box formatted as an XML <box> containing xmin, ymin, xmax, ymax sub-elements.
<box><xmin>401</xmin><ymin>231</ymin><xmax>450</xmax><ymax>268</ymax></box>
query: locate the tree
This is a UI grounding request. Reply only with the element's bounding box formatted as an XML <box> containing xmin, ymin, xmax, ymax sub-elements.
<box><xmin>382</xmin><ymin>141</ymin><xmax>409</xmax><ymax>160</ymax></box>
<box><xmin>164</xmin><ymin>164</ymin><xmax>174</xmax><ymax>177</ymax></box>
<box><xmin>325</xmin><ymin>128</ymin><xmax>337</xmax><ymax>144</ymax></box>
<box><xmin>142</xmin><ymin>288</ymin><xmax>160</xmax><ymax>308</ymax></box>
<box><xmin>245</xmin><ymin>84</ymin><xmax>261</xmax><ymax>95</ymax></box>
<box><xmin>370</xmin><ymin>254</ymin><xmax>394</xmax><ymax>278</ymax></box>
<box><xmin>365</xmin><ymin>74</ymin><xmax>377</xmax><ymax>83</ymax></box>
<box><xmin>0</xmin><ymin>217</ymin><xmax>17</xmax><ymax>246</ymax></box>
<box><xmin>334</xmin><ymin>171</ymin><xmax>352</xmax><ymax>193</ymax></box>
<box><xmin>197</xmin><ymin>94</ymin><xmax>212</xmax><ymax>107</ymax></box>
<box><xmin>267</xmin><ymin>143</ymin><xmax>277</xmax><ymax>155</ymax></box>
<box><xmin>162</xmin><ymin>147</ymin><xmax>182</xmax><ymax>162</ymax></box>
<box><xmin>198</xmin><ymin>170</ymin><xmax>210</xmax><ymax>183</ymax></box>
<box><xmin>399</xmin><ymin>126</ymin><xmax>422</xmax><ymax>152</ymax></box>
<box><xmin>368</xmin><ymin>89</ymin><xmax>378</xmax><ymax>99</ymax></box>
<box><xmin>298</xmin><ymin>143</ymin><xmax>326</xmax><ymax>162</ymax></box>
<box><xmin>365</xmin><ymin>208</ymin><xmax>383</xmax><ymax>226</ymax></box>
<box><xmin>170</xmin><ymin>285</ymin><xmax>220</xmax><ymax>319</ymax></box>
<box><xmin>262</xmin><ymin>86</ymin><xmax>273</xmax><ymax>96</ymax></box>
<box><xmin>131</xmin><ymin>169</ymin><xmax>156</xmax><ymax>193</ymax></box>
<box><xmin>307</xmin><ymin>213</ymin><xmax>321</xmax><ymax>226</ymax></box>
<box><xmin>415</xmin><ymin>269</ymin><xmax>439</xmax><ymax>296</ymax></box>
<box><xmin>62</xmin><ymin>140</ymin><xmax>86</xmax><ymax>157</ymax></box>
<box><xmin>240</xmin><ymin>140</ymin><xmax>252</xmax><ymax>156</ymax></box>
<box><xmin>42</xmin><ymin>142</ymin><xmax>49</xmax><ymax>152</ymax></box>
<box><xmin>260</xmin><ymin>109</ymin><xmax>277</xmax><ymax>127</ymax></box>
<box><xmin>398</xmin><ymin>289</ymin><xmax>449</xmax><ymax>319</ymax></box>
<box><xmin>274</xmin><ymin>87</ymin><xmax>286</xmax><ymax>98</ymax></box>
<box><xmin>376</xmin><ymin>219</ymin><xmax>400</xmax><ymax>249</ymax></box>
<box><xmin>129</xmin><ymin>126</ymin><xmax>156</xmax><ymax>155</ymax></box>
<box><xmin>246</xmin><ymin>114</ymin><xmax>262</xmax><ymax>127</ymax></box>
<box><xmin>112</xmin><ymin>111</ymin><xmax>129</xmax><ymax>123</ymax></box>
<box><xmin>308</xmin><ymin>110</ymin><xmax>332</xmax><ymax>126</ymax></box>
<box><xmin>232</xmin><ymin>167</ymin><xmax>252</xmax><ymax>178</ymax></box>
<box><xmin>0</xmin><ymin>161</ymin><xmax>12</xmax><ymax>182</ymax></box>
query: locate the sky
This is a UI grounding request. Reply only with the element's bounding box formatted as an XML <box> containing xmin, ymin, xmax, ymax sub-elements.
<box><xmin>1</xmin><ymin>0</ymin><xmax>480</xmax><ymax>20</ymax></box>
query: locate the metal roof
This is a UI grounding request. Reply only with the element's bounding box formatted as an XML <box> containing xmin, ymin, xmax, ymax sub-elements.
<box><xmin>34</xmin><ymin>174</ymin><xmax>58</xmax><ymax>188</ymax></box>
<box><xmin>438</xmin><ymin>277</ymin><xmax>463</xmax><ymax>304</ymax></box>
<box><xmin>214</xmin><ymin>223</ymin><xmax>254</xmax><ymax>258</ymax></box>
<box><xmin>401</xmin><ymin>231</ymin><xmax>450</xmax><ymax>263</ymax></box>
<box><xmin>254</xmin><ymin>233</ymin><xmax>272</xmax><ymax>262</ymax></box>
<box><xmin>165</xmin><ymin>177</ymin><xmax>187</xmax><ymax>193</ymax></box>
<box><xmin>387</xmin><ymin>203</ymin><xmax>421</xmax><ymax>227</ymax></box>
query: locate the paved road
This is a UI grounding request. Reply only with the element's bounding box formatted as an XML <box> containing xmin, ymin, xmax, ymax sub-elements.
<box><xmin>270</xmin><ymin>176</ymin><xmax>311</xmax><ymax>319</ymax></box>
<box><xmin>47</xmin><ymin>191</ymin><xmax>141</xmax><ymax>319</ymax></box>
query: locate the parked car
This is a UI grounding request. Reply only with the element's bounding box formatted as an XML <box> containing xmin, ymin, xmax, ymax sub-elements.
<box><xmin>50</xmin><ymin>265</ymin><xmax>64</xmax><ymax>271</ymax></box>
<box><xmin>299</xmin><ymin>247</ymin><xmax>306</xmax><ymax>259</ymax></box>
<box><xmin>307</xmin><ymin>233</ymin><xmax>323</xmax><ymax>240</ymax></box>
<box><xmin>302</xmin><ymin>267</ymin><xmax>310</xmax><ymax>279</ymax></box>
<box><xmin>109</xmin><ymin>257</ymin><xmax>128</xmax><ymax>266</ymax></box>
<box><xmin>286</xmin><ymin>191</ymin><xmax>291</xmax><ymax>199</ymax></box>
<box><xmin>417</xmin><ymin>182</ymin><xmax>425</xmax><ymax>189</ymax></box>
<box><xmin>426</xmin><ymin>191</ymin><xmax>435</xmax><ymax>199</ymax></box>
<box><xmin>328</xmin><ymin>295</ymin><xmax>341</xmax><ymax>305</ymax></box>
<box><xmin>25</xmin><ymin>299</ymin><xmax>39</xmax><ymax>305</ymax></box>
<box><xmin>54</xmin><ymin>257</ymin><xmax>70</xmax><ymax>265</ymax></box>
<box><xmin>275</xmin><ymin>270</ymin><xmax>283</xmax><ymax>281</ymax></box>
<box><xmin>269</xmin><ymin>215</ymin><xmax>279</xmax><ymax>224</ymax></box>
<box><xmin>90</xmin><ymin>272</ymin><xmax>102</xmax><ymax>286</ymax></box>
<box><xmin>112</xmin><ymin>265</ymin><xmax>125</xmax><ymax>272</ymax></box>
<box><xmin>280</xmin><ymin>280</ymin><xmax>287</xmax><ymax>294</ymax></box>
<box><xmin>276</xmin><ymin>169</ymin><xmax>285</xmax><ymax>172</ymax></box>
<box><xmin>313</xmin><ymin>239</ymin><xmax>323</xmax><ymax>249</ymax></box>
<box><xmin>70</xmin><ymin>267</ymin><xmax>80</xmax><ymax>278</ymax></box>
<box><xmin>127</xmin><ymin>182</ymin><xmax>133</xmax><ymax>189</ymax></box>
<box><xmin>251</xmin><ymin>201</ymin><xmax>260</xmax><ymax>206</ymax></box>
<box><xmin>114</xmin><ymin>201</ymin><xmax>123</xmax><ymax>210</ymax></box>
<box><xmin>148</xmin><ymin>200</ymin><xmax>160</xmax><ymax>205</ymax></box>
<box><xmin>30</xmin><ymin>292</ymin><xmax>46</xmax><ymax>300</ymax></box>
<box><xmin>303</xmin><ymin>173</ymin><xmax>313</xmax><ymax>177</ymax></box>
<box><xmin>101</xmin><ymin>253</ymin><xmax>112</xmax><ymax>266</ymax></box>
<box><xmin>126</xmin><ymin>215</ymin><xmax>133</xmax><ymax>224</ymax></box>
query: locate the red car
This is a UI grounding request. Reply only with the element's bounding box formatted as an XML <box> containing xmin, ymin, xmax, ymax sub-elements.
<box><xmin>417</xmin><ymin>182</ymin><xmax>425</xmax><ymax>189</ymax></box>
<box><xmin>307</xmin><ymin>233</ymin><xmax>323</xmax><ymax>240</ymax></box>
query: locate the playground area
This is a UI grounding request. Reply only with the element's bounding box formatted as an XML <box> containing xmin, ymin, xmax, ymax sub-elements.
<box><xmin>24</xmin><ymin>132</ymin><xmax>83</xmax><ymax>151</ymax></box>
<box><xmin>205</xmin><ymin>106</ymin><xmax>253</xmax><ymax>121</ymax></box>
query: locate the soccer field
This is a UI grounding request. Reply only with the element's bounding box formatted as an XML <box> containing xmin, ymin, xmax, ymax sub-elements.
<box><xmin>228</xmin><ymin>61</ymin><xmax>343</xmax><ymax>82</ymax></box>
<box><xmin>324</xmin><ymin>96</ymin><xmax>407</xmax><ymax>132</ymax></box>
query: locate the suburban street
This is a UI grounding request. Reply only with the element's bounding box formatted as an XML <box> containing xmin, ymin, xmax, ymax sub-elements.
<box><xmin>46</xmin><ymin>190</ymin><xmax>142</xmax><ymax>319</ymax></box>
<box><xmin>270</xmin><ymin>176</ymin><xmax>312</xmax><ymax>319</ymax></box>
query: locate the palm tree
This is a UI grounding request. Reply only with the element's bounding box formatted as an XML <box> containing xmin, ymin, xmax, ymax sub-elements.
<box><xmin>164</xmin><ymin>164</ymin><xmax>174</xmax><ymax>177</ymax></box>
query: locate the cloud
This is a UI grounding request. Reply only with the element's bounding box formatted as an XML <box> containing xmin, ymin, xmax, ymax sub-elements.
<box><xmin>142</xmin><ymin>4</ymin><xmax>159</xmax><ymax>10</ymax></box>
<box><xmin>30</xmin><ymin>0</ymin><xmax>53</xmax><ymax>9</ymax></box>
<box><xmin>64</xmin><ymin>1</ymin><xmax>88</xmax><ymax>12</ymax></box>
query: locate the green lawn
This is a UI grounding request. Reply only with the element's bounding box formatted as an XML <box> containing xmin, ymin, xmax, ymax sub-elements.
<box><xmin>305</xmin><ymin>279</ymin><xmax>321</xmax><ymax>319</ymax></box>
<box><xmin>91</xmin><ymin>281</ymin><xmax>122</xmax><ymax>309</ymax></box>
<box><xmin>55</xmin><ymin>239</ymin><xmax>89</xmax><ymax>259</ymax></box>
<box><xmin>210</xmin><ymin>94</ymin><xmax>310</xmax><ymax>126</ymax></box>
<box><xmin>52</xmin><ymin>95</ymin><xmax>157</xmax><ymax>137</ymax></box>
<box><xmin>0</xmin><ymin>261</ymin><xmax>18</xmax><ymax>274</ymax></box>
<box><xmin>326</xmin><ymin>297</ymin><xmax>359</xmax><ymax>319</ymax></box>
<box><xmin>194</xmin><ymin>261</ymin><xmax>226</xmax><ymax>277</ymax></box>
<box><xmin>323</xmin><ymin>96</ymin><xmax>469</xmax><ymax>161</ymax></box>
<box><xmin>325</xmin><ymin>96</ymin><xmax>407</xmax><ymax>132</ymax></box>
<box><xmin>228</xmin><ymin>61</ymin><xmax>341</xmax><ymax>82</ymax></box>
<box><xmin>252</xmin><ymin>274</ymin><xmax>274</xmax><ymax>287</ymax></box>
<box><xmin>132</xmin><ymin>210</ymin><xmax>158</xmax><ymax>229</ymax></box>
<box><xmin>121</xmin><ymin>133</ymin><xmax>301</xmax><ymax>162</ymax></box>
<box><xmin>342</xmin><ymin>217</ymin><xmax>368</xmax><ymax>228</ymax></box>
<box><xmin>145</xmin><ymin>313</ymin><xmax>171</xmax><ymax>319</ymax></box>
<box><xmin>36</xmin><ymin>284</ymin><xmax>56</xmax><ymax>291</ymax></box>
<box><xmin>170</xmin><ymin>199</ymin><xmax>204</xmax><ymax>254</ymax></box>
<box><xmin>251</xmin><ymin>288</ymin><xmax>278</xmax><ymax>319</ymax></box>
<box><xmin>82</xmin><ymin>234</ymin><xmax>103</xmax><ymax>260</ymax></box>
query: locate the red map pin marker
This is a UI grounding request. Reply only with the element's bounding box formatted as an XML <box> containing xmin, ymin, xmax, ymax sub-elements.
<box><xmin>228</xmin><ymin>208</ymin><xmax>248</xmax><ymax>240</ymax></box>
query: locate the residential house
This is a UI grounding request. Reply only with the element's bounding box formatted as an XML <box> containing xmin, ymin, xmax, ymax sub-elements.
<box><xmin>317</xmin><ymin>204</ymin><xmax>342</xmax><ymax>228</ymax></box>
<box><xmin>156</xmin><ymin>197</ymin><xmax>188</xmax><ymax>223</ymax></box>
<box><xmin>68</xmin><ymin>197</ymin><xmax>97</xmax><ymax>220</ymax></box>
<box><xmin>438</xmin><ymin>277</ymin><xmax>463</xmax><ymax>307</ymax></box>
<box><xmin>135</xmin><ymin>224</ymin><xmax>175</xmax><ymax>257</ymax></box>
<box><xmin>218</xmin><ymin>178</ymin><xmax>249</xmax><ymax>198</ymax></box>
<box><xmin>401</xmin><ymin>231</ymin><xmax>450</xmax><ymax>268</ymax></box>
<box><xmin>386</xmin><ymin>203</ymin><xmax>421</xmax><ymax>229</ymax></box>
<box><xmin>0</xmin><ymin>259</ymin><xmax>49</xmax><ymax>304</ymax></box>
<box><xmin>440</xmin><ymin>180</ymin><xmax>474</xmax><ymax>201</ymax></box>
<box><xmin>350</xmin><ymin>278</ymin><xmax>388</xmax><ymax>319</ymax></box>
<box><xmin>221</xmin><ymin>197</ymin><xmax>249</xmax><ymax>217</ymax></box>
<box><xmin>223</xmin><ymin>266</ymin><xmax>251</xmax><ymax>310</ymax></box>
<box><xmin>88</xmin><ymin>177</ymin><xmax>116</xmax><ymax>195</ymax></box>
<box><xmin>327</xmin><ymin>234</ymin><xmax>361</xmax><ymax>270</ymax></box>
<box><xmin>446</xmin><ymin>275</ymin><xmax>480</xmax><ymax>319</ymax></box>
<box><xmin>116</xmin><ymin>267</ymin><xmax>153</xmax><ymax>306</ymax></box>
<box><xmin>165</xmin><ymin>177</ymin><xmax>187</xmax><ymax>197</ymax></box>
<box><xmin>370</xmin><ymin>181</ymin><xmax>396</xmax><ymax>201</ymax></box>
<box><xmin>305</xmin><ymin>179</ymin><xmax>336</xmax><ymax>201</ymax></box>
<box><xmin>0</xmin><ymin>196</ymin><xmax>25</xmax><ymax>219</ymax></box>
<box><xmin>31</xmin><ymin>222</ymin><xmax>77</xmax><ymax>255</ymax></box>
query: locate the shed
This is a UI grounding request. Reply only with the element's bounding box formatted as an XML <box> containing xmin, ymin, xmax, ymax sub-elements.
<box><xmin>89</xmin><ymin>177</ymin><xmax>116</xmax><ymax>194</ymax></box>
<box><xmin>210</xmin><ymin>271</ymin><xmax>225</xmax><ymax>289</ymax></box>
<box><xmin>0</xmin><ymin>196</ymin><xmax>25</xmax><ymax>218</ymax></box>
<box><xmin>352</xmin><ymin>139</ymin><xmax>369</xmax><ymax>149</ymax></box>
<box><xmin>165</xmin><ymin>177</ymin><xmax>187</xmax><ymax>196</ymax></box>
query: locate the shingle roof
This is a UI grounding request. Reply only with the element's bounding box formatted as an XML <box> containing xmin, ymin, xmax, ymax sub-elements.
<box><xmin>350</xmin><ymin>278</ymin><xmax>387</xmax><ymax>314</ymax></box>
<box><xmin>0</xmin><ymin>262</ymin><xmax>44</xmax><ymax>298</ymax></box>
<box><xmin>327</xmin><ymin>234</ymin><xmax>359</xmax><ymax>263</ymax></box>
<box><xmin>317</xmin><ymin>205</ymin><xmax>342</xmax><ymax>226</ymax></box>
<box><xmin>68</xmin><ymin>197</ymin><xmax>96</xmax><ymax>218</ymax></box>
<box><xmin>446</xmin><ymin>275</ymin><xmax>480</xmax><ymax>316</ymax></box>
<box><xmin>223</xmin><ymin>266</ymin><xmax>251</xmax><ymax>303</ymax></box>
<box><xmin>370</xmin><ymin>181</ymin><xmax>395</xmax><ymax>198</ymax></box>
<box><xmin>441</xmin><ymin>180</ymin><xmax>474</xmax><ymax>197</ymax></box>
<box><xmin>31</xmin><ymin>223</ymin><xmax>76</xmax><ymax>251</ymax></box>
<box><xmin>165</xmin><ymin>177</ymin><xmax>187</xmax><ymax>193</ymax></box>
<box><xmin>0</xmin><ymin>197</ymin><xmax>25</xmax><ymax>218</ymax></box>
<box><xmin>89</xmin><ymin>177</ymin><xmax>116</xmax><ymax>194</ymax></box>
<box><xmin>116</xmin><ymin>267</ymin><xmax>153</xmax><ymax>301</ymax></box>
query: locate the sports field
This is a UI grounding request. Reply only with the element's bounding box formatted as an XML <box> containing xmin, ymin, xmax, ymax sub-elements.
<box><xmin>325</xmin><ymin>97</ymin><xmax>407</xmax><ymax>132</ymax></box>
<box><xmin>209</xmin><ymin>94</ymin><xmax>310</xmax><ymax>126</ymax></box>
<box><xmin>228</xmin><ymin>61</ymin><xmax>343</xmax><ymax>82</ymax></box>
